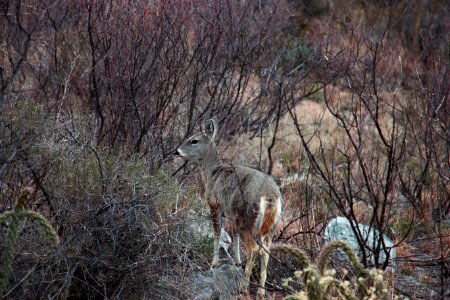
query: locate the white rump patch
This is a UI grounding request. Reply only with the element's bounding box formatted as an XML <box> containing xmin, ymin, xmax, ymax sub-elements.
<box><xmin>255</xmin><ymin>196</ymin><xmax>267</xmax><ymax>231</ymax></box>
<box><xmin>255</xmin><ymin>196</ymin><xmax>282</xmax><ymax>232</ymax></box>
<box><xmin>274</xmin><ymin>196</ymin><xmax>282</xmax><ymax>226</ymax></box>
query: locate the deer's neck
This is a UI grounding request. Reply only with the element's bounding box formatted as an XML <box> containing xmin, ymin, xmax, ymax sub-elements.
<box><xmin>198</xmin><ymin>146</ymin><xmax>222</xmax><ymax>185</ymax></box>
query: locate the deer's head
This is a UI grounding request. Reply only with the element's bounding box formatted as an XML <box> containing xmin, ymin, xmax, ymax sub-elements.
<box><xmin>174</xmin><ymin>118</ymin><xmax>218</xmax><ymax>162</ymax></box>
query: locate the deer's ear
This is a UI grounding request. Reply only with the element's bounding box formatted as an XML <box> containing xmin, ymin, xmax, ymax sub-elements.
<box><xmin>203</xmin><ymin>117</ymin><xmax>218</xmax><ymax>141</ymax></box>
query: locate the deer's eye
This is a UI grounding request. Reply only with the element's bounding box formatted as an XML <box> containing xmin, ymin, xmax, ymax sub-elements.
<box><xmin>190</xmin><ymin>140</ymin><xmax>199</xmax><ymax>145</ymax></box>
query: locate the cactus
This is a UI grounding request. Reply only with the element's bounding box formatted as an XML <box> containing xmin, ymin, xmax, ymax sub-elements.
<box><xmin>0</xmin><ymin>190</ymin><xmax>59</xmax><ymax>295</ymax></box>
<box><xmin>271</xmin><ymin>241</ymin><xmax>405</xmax><ymax>300</ymax></box>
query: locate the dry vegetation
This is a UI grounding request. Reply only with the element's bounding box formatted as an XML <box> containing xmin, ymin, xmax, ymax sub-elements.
<box><xmin>0</xmin><ymin>0</ymin><xmax>449</xmax><ymax>299</ymax></box>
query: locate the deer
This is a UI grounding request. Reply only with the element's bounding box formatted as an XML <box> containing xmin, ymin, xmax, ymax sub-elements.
<box><xmin>174</xmin><ymin>118</ymin><xmax>282</xmax><ymax>299</ymax></box>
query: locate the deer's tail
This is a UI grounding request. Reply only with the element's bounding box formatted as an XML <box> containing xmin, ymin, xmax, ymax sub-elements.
<box><xmin>256</xmin><ymin>195</ymin><xmax>282</xmax><ymax>236</ymax></box>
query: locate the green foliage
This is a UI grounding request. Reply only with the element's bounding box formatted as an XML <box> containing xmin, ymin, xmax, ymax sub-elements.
<box><xmin>187</xmin><ymin>234</ymin><xmax>215</xmax><ymax>263</ymax></box>
<box><xmin>7</xmin><ymin>100</ymin><xmax>44</xmax><ymax>134</ymax></box>
<box><xmin>308</xmin><ymin>83</ymin><xmax>324</xmax><ymax>103</ymax></box>
<box><xmin>272</xmin><ymin>241</ymin><xmax>405</xmax><ymax>300</ymax></box>
<box><xmin>43</xmin><ymin>142</ymin><xmax>176</xmax><ymax>206</ymax></box>
<box><xmin>0</xmin><ymin>190</ymin><xmax>59</xmax><ymax>296</ymax></box>
<box><xmin>153</xmin><ymin>168</ymin><xmax>182</xmax><ymax>211</ymax></box>
<box><xmin>296</xmin><ymin>0</ymin><xmax>330</xmax><ymax>18</ymax></box>
<box><xmin>282</xmin><ymin>153</ymin><xmax>295</xmax><ymax>170</ymax></box>
<box><xmin>280</xmin><ymin>40</ymin><xmax>318</xmax><ymax>72</ymax></box>
<box><xmin>392</xmin><ymin>217</ymin><xmax>413</xmax><ymax>241</ymax></box>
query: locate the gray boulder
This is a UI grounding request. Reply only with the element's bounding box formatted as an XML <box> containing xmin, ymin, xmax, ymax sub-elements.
<box><xmin>186</xmin><ymin>209</ymin><xmax>232</xmax><ymax>254</ymax></box>
<box><xmin>324</xmin><ymin>216</ymin><xmax>396</xmax><ymax>267</ymax></box>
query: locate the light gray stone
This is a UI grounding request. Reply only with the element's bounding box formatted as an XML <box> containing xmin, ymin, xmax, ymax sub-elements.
<box><xmin>324</xmin><ymin>216</ymin><xmax>397</xmax><ymax>267</ymax></box>
<box><xmin>186</xmin><ymin>209</ymin><xmax>232</xmax><ymax>254</ymax></box>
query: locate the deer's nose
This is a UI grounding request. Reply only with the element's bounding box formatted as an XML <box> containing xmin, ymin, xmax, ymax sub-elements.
<box><xmin>174</xmin><ymin>150</ymin><xmax>181</xmax><ymax>157</ymax></box>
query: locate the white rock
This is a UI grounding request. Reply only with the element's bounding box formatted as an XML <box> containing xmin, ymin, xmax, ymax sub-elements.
<box><xmin>324</xmin><ymin>217</ymin><xmax>396</xmax><ymax>267</ymax></box>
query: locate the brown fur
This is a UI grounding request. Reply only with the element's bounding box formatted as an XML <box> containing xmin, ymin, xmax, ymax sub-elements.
<box><xmin>260</xmin><ymin>202</ymin><xmax>277</xmax><ymax>236</ymax></box>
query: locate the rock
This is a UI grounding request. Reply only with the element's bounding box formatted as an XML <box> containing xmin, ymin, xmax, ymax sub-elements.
<box><xmin>219</xmin><ymin>227</ymin><xmax>232</xmax><ymax>253</ymax></box>
<box><xmin>156</xmin><ymin>264</ymin><xmax>242</xmax><ymax>300</ymax></box>
<box><xmin>191</xmin><ymin>264</ymin><xmax>243</xmax><ymax>300</ymax></box>
<box><xmin>186</xmin><ymin>209</ymin><xmax>215</xmax><ymax>240</ymax></box>
<box><xmin>183</xmin><ymin>211</ymin><xmax>241</xmax><ymax>299</ymax></box>
<box><xmin>186</xmin><ymin>209</ymin><xmax>233</xmax><ymax>254</ymax></box>
<box><xmin>324</xmin><ymin>216</ymin><xmax>397</xmax><ymax>267</ymax></box>
<box><xmin>397</xmin><ymin>274</ymin><xmax>440</xmax><ymax>299</ymax></box>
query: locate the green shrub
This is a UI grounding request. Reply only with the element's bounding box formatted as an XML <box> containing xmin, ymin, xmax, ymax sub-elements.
<box><xmin>392</xmin><ymin>217</ymin><xmax>413</xmax><ymax>241</ymax></box>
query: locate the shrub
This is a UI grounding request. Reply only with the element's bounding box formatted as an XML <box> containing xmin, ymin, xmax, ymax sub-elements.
<box><xmin>0</xmin><ymin>136</ymin><xmax>198</xmax><ymax>298</ymax></box>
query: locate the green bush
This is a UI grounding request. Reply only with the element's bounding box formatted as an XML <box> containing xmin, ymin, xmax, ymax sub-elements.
<box><xmin>0</xmin><ymin>135</ymin><xmax>196</xmax><ymax>298</ymax></box>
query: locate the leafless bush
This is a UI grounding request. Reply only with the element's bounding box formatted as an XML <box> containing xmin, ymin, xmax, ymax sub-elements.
<box><xmin>0</xmin><ymin>0</ymin><xmax>300</xmax><ymax>298</ymax></box>
<box><xmin>269</xmin><ymin>3</ymin><xmax>449</xmax><ymax>297</ymax></box>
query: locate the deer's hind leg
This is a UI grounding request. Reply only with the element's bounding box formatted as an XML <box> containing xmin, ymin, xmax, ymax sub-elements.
<box><xmin>227</xmin><ymin>220</ymin><xmax>241</xmax><ymax>266</ymax></box>
<box><xmin>239</xmin><ymin>233</ymin><xmax>257</xmax><ymax>294</ymax></box>
<box><xmin>232</xmin><ymin>233</ymin><xmax>241</xmax><ymax>266</ymax></box>
<box><xmin>257</xmin><ymin>234</ymin><xmax>272</xmax><ymax>300</ymax></box>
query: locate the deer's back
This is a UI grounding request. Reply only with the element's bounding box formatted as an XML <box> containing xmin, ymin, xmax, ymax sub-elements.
<box><xmin>207</xmin><ymin>164</ymin><xmax>282</xmax><ymax>235</ymax></box>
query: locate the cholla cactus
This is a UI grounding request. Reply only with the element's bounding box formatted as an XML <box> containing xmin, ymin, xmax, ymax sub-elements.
<box><xmin>0</xmin><ymin>189</ymin><xmax>59</xmax><ymax>295</ymax></box>
<box><xmin>271</xmin><ymin>241</ymin><xmax>406</xmax><ymax>300</ymax></box>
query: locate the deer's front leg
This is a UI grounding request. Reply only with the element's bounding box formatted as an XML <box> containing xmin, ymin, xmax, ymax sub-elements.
<box><xmin>210</xmin><ymin>205</ymin><xmax>221</xmax><ymax>268</ymax></box>
<box><xmin>233</xmin><ymin>234</ymin><xmax>241</xmax><ymax>266</ymax></box>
